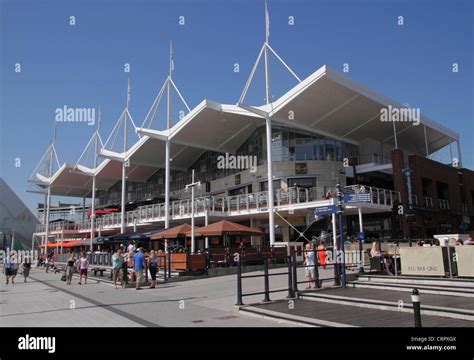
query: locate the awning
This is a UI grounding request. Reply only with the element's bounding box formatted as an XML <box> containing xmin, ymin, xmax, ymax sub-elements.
<box><xmin>150</xmin><ymin>223</ymin><xmax>199</xmax><ymax>240</ymax></box>
<box><xmin>190</xmin><ymin>220</ymin><xmax>263</xmax><ymax>237</ymax></box>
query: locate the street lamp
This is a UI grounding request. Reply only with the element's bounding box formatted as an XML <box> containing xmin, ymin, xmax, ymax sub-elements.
<box><xmin>185</xmin><ymin>169</ymin><xmax>201</xmax><ymax>254</ymax></box>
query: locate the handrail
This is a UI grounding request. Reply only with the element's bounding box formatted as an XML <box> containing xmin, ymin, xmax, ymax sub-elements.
<box><xmin>35</xmin><ymin>184</ymin><xmax>401</xmax><ymax>233</ymax></box>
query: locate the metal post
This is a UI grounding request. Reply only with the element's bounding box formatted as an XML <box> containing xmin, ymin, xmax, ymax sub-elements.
<box><xmin>163</xmin><ymin>253</ymin><xmax>167</xmax><ymax>281</ymax></box>
<box><xmin>167</xmin><ymin>250</ymin><xmax>171</xmax><ymax>278</ymax></box>
<box><xmin>191</xmin><ymin>169</ymin><xmax>195</xmax><ymax>254</ymax></box>
<box><xmin>446</xmin><ymin>246</ymin><xmax>453</xmax><ymax>279</ymax></box>
<box><xmin>44</xmin><ymin>185</ymin><xmax>51</xmax><ymax>255</ymax></box>
<box><xmin>287</xmin><ymin>255</ymin><xmax>294</xmax><ymax>298</ymax></box>
<box><xmin>456</xmin><ymin>139</ymin><xmax>463</xmax><ymax>168</ymax></box>
<box><xmin>358</xmin><ymin>207</ymin><xmax>365</xmax><ymax>273</ymax></box>
<box><xmin>411</xmin><ymin>288</ymin><xmax>422</xmax><ymax>327</ymax></box>
<box><xmin>263</xmin><ymin>41</ymin><xmax>275</xmax><ymax>246</ymax></box>
<box><xmin>263</xmin><ymin>258</ymin><xmax>271</xmax><ymax>302</ymax></box>
<box><xmin>292</xmin><ymin>246</ymin><xmax>298</xmax><ymax>294</ymax></box>
<box><xmin>314</xmin><ymin>248</ymin><xmax>320</xmax><ymax>288</ymax></box>
<box><xmin>236</xmin><ymin>259</ymin><xmax>243</xmax><ymax>306</ymax></box>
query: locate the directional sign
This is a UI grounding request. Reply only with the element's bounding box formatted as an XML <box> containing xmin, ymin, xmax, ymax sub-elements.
<box><xmin>357</xmin><ymin>232</ymin><xmax>365</xmax><ymax>241</ymax></box>
<box><xmin>314</xmin><ymin>205</ymin><xmax>337</xmax><ymax>217</ymax></box>
<box><xmin>343</xmin><ymin>193</ymin><xmax>371</xmax><ymax>204</ymax></box>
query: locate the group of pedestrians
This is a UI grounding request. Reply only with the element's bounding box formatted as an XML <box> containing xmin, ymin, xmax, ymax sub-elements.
<box><xmin>3</xmin><ymin>252</ymin><xmax>32</xmax><ymax>284</ymax></box>
<box><xmin>110</xmin><ymin>247</ymin><xmax>160</xmax><ymax>290</ymax></box>
<box><xmin>64</xmin><ymin>252</ymin><xmax>90</xmax><ymax>285</ymax></box>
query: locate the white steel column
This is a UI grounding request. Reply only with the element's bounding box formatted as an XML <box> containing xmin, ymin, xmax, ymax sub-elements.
<box><xmin>204</xmin><ymin>209</ymin><xmax>209</xmax><ymax>249</ymax></box>
<box><xmin>121</xmin><ymin>81</ymin><xmax>130</xmax><ymax>234</ymax></box>
<box><xmin>191</xmin><ymin>170</ymin><xmax>196</xmax><ymax>254</ymax></box>
<box><xmin>90</xmin><ymin>173</ymin><xmax>96</xmax><ymax>250</ymax></box>
<box><xmin>44</xmin><ymin>185</ymin><xmax>51</xmax><ymax>255</ymax></box>
<box><xmin>264</xmin><ymin>42</ymin><xmax>275</xmax><ymax>246</ymax></box>
<box><xmin>331</xmin><ymin>212</ymin><xmax>337</xmax><ymax>249</ymax></box>
<box><xmin>165</xmin><ymin>41</ymin><xmax>173</xmax><ymax>253</ymax></box>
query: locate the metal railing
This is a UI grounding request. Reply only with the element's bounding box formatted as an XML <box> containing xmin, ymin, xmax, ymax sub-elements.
<box><xmin>35</xmin><ymin>184</ymin><xmax>400</xmax><ymax>233</ymax></box>
<box><xmin>438</xmin><ymin>199</ymin><xmax>450</xmax><ymax>211</ymax></box>
<box><xmin>423</xmin><ymin>196</ymin><xmax>434</xmax><ymax>209</ymax></box>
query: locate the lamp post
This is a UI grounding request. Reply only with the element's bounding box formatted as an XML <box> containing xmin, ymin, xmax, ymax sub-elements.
<box><xmin>185</xmin><ymin>169</ymin><xmax>201</xmax><ymax>254</ymax></box>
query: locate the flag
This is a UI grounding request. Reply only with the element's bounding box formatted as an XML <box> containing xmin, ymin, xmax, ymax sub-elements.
<box><xmin>265</xmin><ymin>0</ymin><xmax>270</xmax><ymax>42</ymax></box>
<box><xmin>170</xmin><ymin>41</ymin><xmax>175</xmax><ymax>72</ymax></box>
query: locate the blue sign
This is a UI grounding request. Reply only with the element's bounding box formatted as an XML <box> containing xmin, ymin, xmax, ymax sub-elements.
<box><xmin>357</xmin><ymin>232</ymin><xmax>365</xmax><ymax>241</ymax></box>
<box><xmin>314</xmin><ymin>205</ymin><xmax>337</xmax><ymax>217</ymax></box>
<box><xmin>343</xmin><ymin>193</ymin><xmax>371</xmax><ymax>204</ymax></box>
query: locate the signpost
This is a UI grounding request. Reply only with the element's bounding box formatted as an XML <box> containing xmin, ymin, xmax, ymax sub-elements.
<box><xmin>343</xmin><ymin>193</ymin><xmax>371</xmax><ymax>204</ymax></box>
<box><xmin>314</xmin><ymin>205</ymin><xmax>337</xmax><ymax>218</ymax></box>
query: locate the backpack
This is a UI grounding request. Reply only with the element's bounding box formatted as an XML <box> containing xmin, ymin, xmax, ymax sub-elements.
<box><xmin>61</xmin><ymin>274</ymin><xmax>67</xmax><ymax>281</ymax></box>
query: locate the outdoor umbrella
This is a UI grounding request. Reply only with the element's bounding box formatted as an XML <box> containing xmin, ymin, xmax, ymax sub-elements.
<box><xmin>190</xmin><ymin>220</ymin><xmax>263</xmax><ymax>237</ymax></box>
<box><xmin>149</xmin><ymin>223</ymin><xmax>200</xmax><ymax>240</ymax></box>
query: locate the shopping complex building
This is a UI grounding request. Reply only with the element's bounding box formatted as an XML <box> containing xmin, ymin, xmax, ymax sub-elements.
<box><xmin>28</xmin><ymin>10</ymin><xmax>474</xmax><ymax>253</ymax></box>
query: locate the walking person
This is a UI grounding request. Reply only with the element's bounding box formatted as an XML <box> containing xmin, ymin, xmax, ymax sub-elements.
<box><xmin>148</xmin><ymin>250</ymin><xmax>158</xmax><ymax>289</ymax></box>
<box><xmin>304</xmin><ymin>243</ymin><xmax>316</xmax><ymax>289</ymax></box>
<box><xmin>121</xmin><ymin>252</ymin><xmax>129</xmax><ymax>286</ymax></box>
<box><xmin>22</xmin><ymin>255</ymin><xmax>32</xmax><ymax>283</ymax></box>
<box><xmin>66</xmin><ymin>253</ymin><xmax>76</xmax><ymax>285</ymax></box>
<box><xmin>45</xmin><ymin>253</ymin><xmax>50</xmax><ymax>273</ymax></box>
<box><xmin>4</xmin><ymin>252</ymin><xmax>13</xmax><ymax>285</ymax></box>
<box><xmin>112</xmin><ymin>249</ymin><xmax>124</xmax><ymax>289</ymax></box>
<box><xmin>133</xmin><ymin>247</ymin><xmax>146</xmax><ymax>290</ymax></box>
<box><xmin>317</xmin><ymin>241</ymin><xmax>327</xmax><ymax>270</ymax></box>
<box><xmin>78</xmin><ymin>253</ymin><xmax>89</xmax><ymax>285</ymax></box>
<box><xmin>10</xmin><ymin>252</ymin><xmax>19</xmax><ymax>284</ymax></box>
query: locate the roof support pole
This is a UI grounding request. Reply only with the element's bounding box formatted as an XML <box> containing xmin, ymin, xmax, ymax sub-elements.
<box><xmin>44</xmin><ymin>185</ymin><xmax>51</xmax><ymax>255</ymax></box>
<box><xmin>121</xmin><ymin>80</ymin><xmax>131</xmax><ymax>234</ymax></box>
<box><xmin>423</xmin><ymin>125</ymin><xmax>429</xmax><ymax>157</ymax></box>
<box><xmin>90</xmin><ymin>174</ymin><xmax>96</xmax><ymax>250</ymax></box>
<box><xmin>165</xmin><ymin>41</ymin><xmax>173</xmax><ymax>253</ymax></box>
<box><xmin>264</xmin><ymin>41</ymin><xmax>275</xmax><ymax>246</ymax></box>
<box><xmin>456</xmin><ymin>139</ymin><xmax>463</xmax><ymax>168</ymax></box>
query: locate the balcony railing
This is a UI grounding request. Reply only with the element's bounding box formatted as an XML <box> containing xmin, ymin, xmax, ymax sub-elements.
<box><xmin>423</xmin><ymin>196</ymin><xmax>434</xmax><ymax>209</ymax></box>
<box><xmin>462</xmin><ymin>203</ymin><xmax>468</xmax><ymax>214</ymax></box>
<box><xmin>35</xmin><ymin>185</ymin><xmax>400</xmax><ymax>233</ymax></box>
<box><xmin>438</xmin><ymin>199</ymin><xmax>450</xmax><ymax>211</ymax></box>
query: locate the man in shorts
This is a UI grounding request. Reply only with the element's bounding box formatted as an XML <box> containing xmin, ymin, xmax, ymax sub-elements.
<box><xmin>133</xmin><ymin>248</ymin><xmax>146</xmax><ymax>290</ymax></box>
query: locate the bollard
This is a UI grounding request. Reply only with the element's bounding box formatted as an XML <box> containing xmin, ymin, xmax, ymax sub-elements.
<box><xmin>236</xmin><ymin>260</ymin><xmax>243</xmax><ymax>306</ymax></box>
<box><xmin>411</xmin><ymin>288</ymin><xmax>422</xmax><ymax>327</ymax></box>
<box><xmin>167</xmin><ymin>251</ymin><xmax>172</xmax><ymax>278</ymax></box>
<box><xmin>263</xmin><ymin>258</ymin><xmax>271</xmax><ymax>302</ymax></box>
<box><xmin>358</xmin><ymin>240</ymin><xmax>365</xmax><ymax>273</ymax></box>
<box><xmin>292</xmin><ymin>249</ymin><xmax>298</xmax><ymax>294</ymax></box>
<box><xmin>287</xmin><ymin>256</ymin><xmax>295</xmax><ymax>298</ymax></box>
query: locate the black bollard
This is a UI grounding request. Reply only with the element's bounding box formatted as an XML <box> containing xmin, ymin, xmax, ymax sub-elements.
<box><xmin>314</xmin><ymin>250</ymin><xmax>320</xmax><ymax>288</ymax></box>
<box><xmin>167</xmin><ymin>251</ymin><xmax>171</xmax><ymax>278</ymax></box>
<box><xmin>412</xmin><ymin>288</ymin><xmax>422</xmax><ymax>327</ymax></box>
<box><xmin>292</xmin><ymin>249</ymin><xmax>298</xmax><ymax>294</ymax></box>
<box><xmin>236</xmin><ymin>259</ymin><xmax>243</xmax><ymax>306</ymax></box>
<box><xmin>287</xmin><ymin>256</ymin><xmax>295</xmax><ymax>298</ymax></box>
<box><xmin>263</xmin><ymin>258</ymin><xmax>271</xmax><ymax>302</ymax></box>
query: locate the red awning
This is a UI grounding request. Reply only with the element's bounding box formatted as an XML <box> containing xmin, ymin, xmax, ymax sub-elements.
<box><xmin>189</xmin><ymin>220</ymin><xmax>263</xmax><ymax>237</ymax></box>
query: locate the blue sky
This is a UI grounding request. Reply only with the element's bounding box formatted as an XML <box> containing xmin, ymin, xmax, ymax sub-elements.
<box><xmin>1</xmin><ymin>0</ymin><xmax>473</xmax><ymax>213</ymax></box>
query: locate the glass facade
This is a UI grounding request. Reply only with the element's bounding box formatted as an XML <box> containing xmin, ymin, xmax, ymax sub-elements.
<box><xmin>97</xmin><ymin>125</ymin><xmax>359</xmax><ymax>206</ymax></box>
